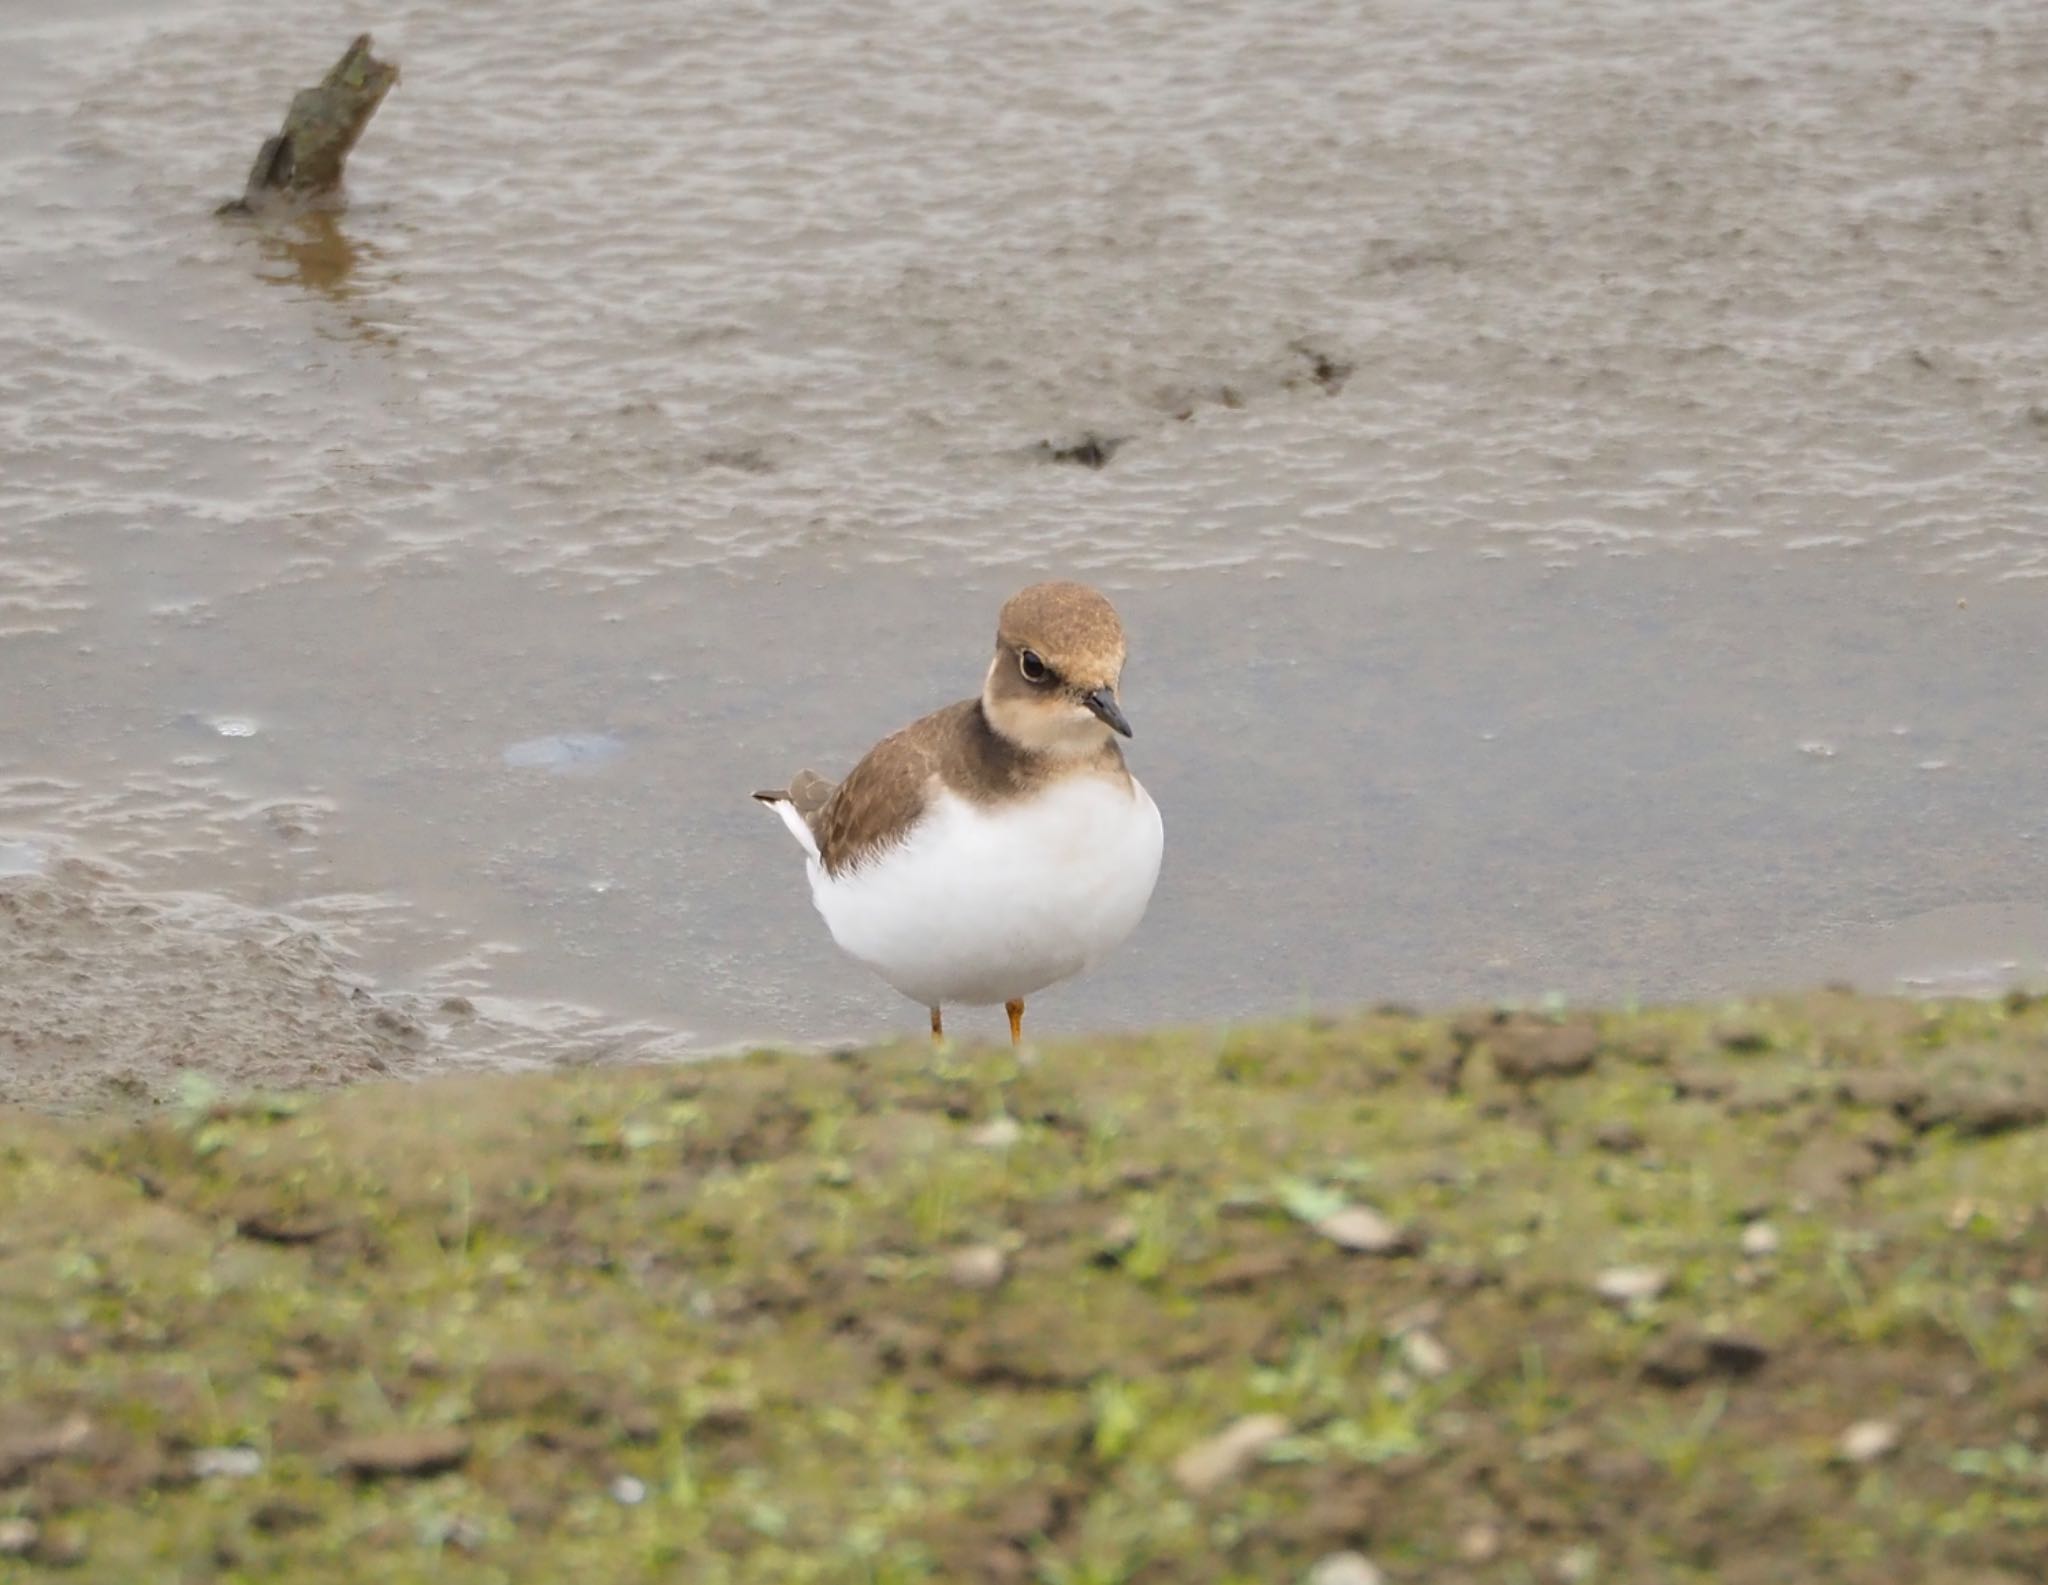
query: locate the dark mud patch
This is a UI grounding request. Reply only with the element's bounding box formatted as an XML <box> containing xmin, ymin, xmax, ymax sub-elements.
<box><xmin>1033</xmin><ymin>431</ymin><xmax>1128</xmax><ymax>468</ymax></box>
<box><xmin>698</xmin><ymin>444</ymin><xmax>778</xmax><ymax>474</ymax></box>
<box><xmin>1287</xmin><ymin>338</ymin><xmax>1355</xmax><ymax>394</ymax></box>
<box><xmin>1150</xmin><ymin>336</ymin><xmax>1359</xmax><ymax>423</ymax></box>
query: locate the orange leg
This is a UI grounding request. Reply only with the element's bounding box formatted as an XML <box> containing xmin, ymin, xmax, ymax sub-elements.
<box><xmin>929</xmin><ymin>1006</ymin><xmax>944</xmax><ymax>1047</ymax></box>
<box><xmin>1006</xmin><ymin>999</ymin><xmax>1025</xmax><ymax>1046</ymax></box>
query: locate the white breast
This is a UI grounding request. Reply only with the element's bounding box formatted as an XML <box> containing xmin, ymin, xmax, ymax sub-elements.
<box><xmin>809</xmin><ymin>773</ymin><xmax>1163</xmax><ymax>1009</ymax></box>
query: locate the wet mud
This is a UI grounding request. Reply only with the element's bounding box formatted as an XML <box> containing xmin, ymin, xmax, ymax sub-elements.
<box><xmin>2</xmin><ymin>0</ymin><xmax>2046</xmax><ymax>1094</ymax></box>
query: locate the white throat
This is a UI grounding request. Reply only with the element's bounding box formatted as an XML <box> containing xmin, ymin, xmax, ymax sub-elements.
<box><xmin>981</xmin><ymin>660</ymin><xmax>1115</xmax><ymax>758</ymax></box>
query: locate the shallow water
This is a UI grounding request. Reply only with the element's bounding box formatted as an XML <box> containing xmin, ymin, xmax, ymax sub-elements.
<box><xmin>3</xmin><ymin>0</ymin><xmax>2045</xmax><ymax>1090</ymax></box>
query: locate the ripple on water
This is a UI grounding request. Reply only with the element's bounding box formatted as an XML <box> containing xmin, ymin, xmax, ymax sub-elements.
<box><xmin>5</xmin><ymin>0</ymin><xmax>2044</xmax><ymax>585</ymax></box>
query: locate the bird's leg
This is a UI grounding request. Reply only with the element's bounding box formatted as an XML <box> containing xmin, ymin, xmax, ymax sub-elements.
<box><xmin>929</xmin><ymin>1006</ymin><xmax>944</xmax><ymax>1047</ymax></box>
<box><xmin>1006</xmin><ymin>999</ymin><xmax>1025</xmax><ymax>1047</ymax></box>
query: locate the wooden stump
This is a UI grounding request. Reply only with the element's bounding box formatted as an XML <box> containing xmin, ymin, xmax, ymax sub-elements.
<box><xmin>218</xmin><ymin>34</ymin><xmax>398</xmax><ymax>216</ymax></box>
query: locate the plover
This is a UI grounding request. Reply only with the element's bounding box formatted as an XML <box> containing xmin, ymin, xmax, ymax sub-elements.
<box><xmin>755</xmin><ymin>581</ymin><xmax>1164</xmax><ymax>1046</ymax></box>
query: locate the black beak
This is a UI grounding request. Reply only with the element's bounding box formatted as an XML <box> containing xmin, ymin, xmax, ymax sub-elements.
<box><xmin>1084</xmin><ymin>686</ymin><xmax>1133</xmax><ymax>738</ymax></box>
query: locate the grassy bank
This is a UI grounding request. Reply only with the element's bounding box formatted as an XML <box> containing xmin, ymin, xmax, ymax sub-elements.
<box><xmin>2</xmin><ymin>993</ymin><xmax>2046</xmax><ymax>1582</ymax></box>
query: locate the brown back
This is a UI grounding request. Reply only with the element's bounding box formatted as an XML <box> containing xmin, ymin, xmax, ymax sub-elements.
<box><xmin>778</xmin><ymin>699</ymin><xmax>1126</xmax><ymax>877</ymax></box>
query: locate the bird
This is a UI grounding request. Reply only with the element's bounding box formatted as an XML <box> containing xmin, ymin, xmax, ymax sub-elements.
<box><xmin>755</xmin><ymin>581</ymin><xmax>1164</xmax><ymax>1047</ymax></box>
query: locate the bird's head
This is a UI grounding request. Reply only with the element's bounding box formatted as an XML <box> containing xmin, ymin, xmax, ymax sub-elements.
<box><xmin>982</xmin><ymin>581</ymin><xmax>1134</xmax><ymax>756</ymax></box>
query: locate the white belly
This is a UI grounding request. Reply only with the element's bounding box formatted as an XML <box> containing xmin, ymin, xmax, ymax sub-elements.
<box><xmin>809</xmin><ymin>774</ymin><xmax>1163</xmax><ymax>1008</ymax></box>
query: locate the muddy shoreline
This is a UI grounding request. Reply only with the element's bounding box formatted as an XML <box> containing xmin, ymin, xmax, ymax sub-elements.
<box><xmin>0</xmin><ymin>855</ymin><xmax>702</xmax><ymax>1114</ymax></box>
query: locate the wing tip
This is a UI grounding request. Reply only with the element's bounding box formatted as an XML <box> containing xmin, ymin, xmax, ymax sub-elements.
<box><xmin>757</xmin><ymin>787</ymin><xmax>823</xmax><ymax>861</ymax></box>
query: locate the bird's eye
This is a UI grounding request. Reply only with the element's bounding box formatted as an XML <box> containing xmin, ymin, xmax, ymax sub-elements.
<box><xmin>1019</xmin><ymin>649</ymin><xmax>1049</xmax><ymax>684</ymax></box>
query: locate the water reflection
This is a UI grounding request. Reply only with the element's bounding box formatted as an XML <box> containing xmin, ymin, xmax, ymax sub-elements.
<box><xmin>246</xmin><ymin>209</ymin><xmax>396</xmax><ymax>342</ymax></box>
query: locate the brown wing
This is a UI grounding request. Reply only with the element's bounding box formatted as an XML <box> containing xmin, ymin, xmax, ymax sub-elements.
<box><xmin>810</xmin><ymin>702</ymin><xmax>982</xmax><ymax>876</ymax></box>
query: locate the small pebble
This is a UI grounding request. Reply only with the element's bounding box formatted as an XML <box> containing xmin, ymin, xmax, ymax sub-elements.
<box><xmin>1399</xmin><ymin>1329</ymin><xmax>1452</xmax><ymax>1380</ymax></box>
<box><xmin>190</xmin><ymin>1446</ymin><xmax>263</xmax><ymax>1479</ymax></box>
<box><xmin>1594</xmin><ymin>1265</ymin><xmax>1669</xmax><ymax>1305</ymax></box>
<box><xmin>1306</xmin><ymin>1552</ymin><xmax>1384</xmax><ymax>1585</ymax></box>
<box><xmin>1640</xmin><ymin>1328</ymin><xmax>1769</xmax><ymax>1387</ymax></box>
<box><xmin>968</xmin><ymin>1116</ymin><xmax>1021</xmax><ymax>1149</ymax></box>
<box><xmin>0</xmin><ymin>1520</ymin><xmax>37</xmax><ymax>1557</ymax></box>
<box><xmin>1838</xmin><ymin>1419</ymin><xmax>1900</xmax><ymax>1464</ymax></box>
<box><xmin>332</xmin><ymin>1427</ymin><xmax>472</xmax><ymax>1480</ymax></box>
<box><xmin>609</xmin><ymin>1474</ymin><xmax>648</xmax><ymax>1505</ymax></box>
<box><xmin>1458</xmin><ymin>1521</ymin><xmax>1503</xmax><ymax>1563</ymax></box>
<box><xmin>1172</xmin><ymin>1413</ymin><xmax>1290</xmax><ymax>1495</ymax></box>
<box><xmin>948</xmin><ymin>1244</ymin><xmax>1009</xmax><ymax>1291</ymax></box>
<box><xmin>1313</xmin><ymin>1205</ymin><xmax>1412</xmax><ymax>1255</ymax></box>
<box><xmin>1555</xmin><ymin>1544</ymin><xmax>1600</xmax><ymax>1584</ymax></box>
<box><xmin>1740</xmin><ymin>1222</ymin><xmax>1781</xmax><ymax>1258</ymax></box>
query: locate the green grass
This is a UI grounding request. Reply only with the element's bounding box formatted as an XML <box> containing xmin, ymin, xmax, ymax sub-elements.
<box><xmin>2</xmin><ymin>991</ymin><xmax>2046</xmax><ymax>1581</ymax></box>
